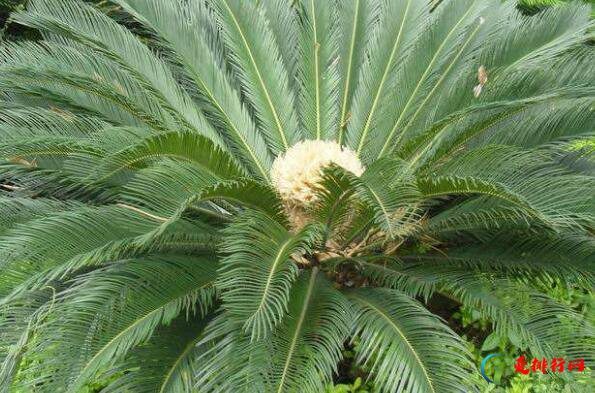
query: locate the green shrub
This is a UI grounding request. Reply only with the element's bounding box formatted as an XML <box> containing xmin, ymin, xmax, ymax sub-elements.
<box><xmin>0</xmin><ymin>1</ymin><xmax>593</xmax><ymax>392</ymax></box>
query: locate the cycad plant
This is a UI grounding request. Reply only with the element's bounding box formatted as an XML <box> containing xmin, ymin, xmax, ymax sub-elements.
<box><xmin>0</xmin><ymin>0</ymin><xmax>593</xmax><ymax>392</ymax></box>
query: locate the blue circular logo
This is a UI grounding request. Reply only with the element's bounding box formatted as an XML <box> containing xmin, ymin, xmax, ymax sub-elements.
<box><xmin>481</xmin><ymin>353</ymin><xmax>501</xmax><ymax>384</ymax></box>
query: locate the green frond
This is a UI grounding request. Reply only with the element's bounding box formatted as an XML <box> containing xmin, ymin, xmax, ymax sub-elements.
<box><xmin>0</xmin><ymin>162</ymin><xmax>116</xmax><ymax>203</ymax></box>
<box><xmin>112</xmin><ymin>0</ymin><xmax>273</xmax><ymax>180</ymax></box>
<box><xmin>118</xmin><ymin>176</ymin><xmax>286</xmax><ymax>244</ymax></box>
<box><xmin>193</xmin><ymin>315</ymin><xmax>270</xmax><ymax>392</ymax></box>
<box><xmin>518</xmin><ymin>98</ymin><xmax>595</xmax><ymax>147</ymax></box>
<box><xmin>93</xmin><ymin>131</ymin><xmax>246</xmax><ymax>184</ymax></box>
<box><xmin>115</xmin><ymin>160</ymin><xmax>220</xmax><ymax>217</ymax></box>
<box><xmin>268</xmin><ymin>269</ymin><xmax>351</xmax><ymax>393</ymax></box>
<box><xmin>0</xmin><ymin>205</ymin><xmax>156</xmax><ymax>276</ymax></box>
<box><xmin>297</xmin><ymin>0</ymin><xmax>340</xmax><ymax>141</ymax></box>
<box><xmin>193</xmin><ymin>274</ymin><xmax>351</xmax><ymax>393</ymax></box>
<box><xmin>356</xmin><ymin>261</ymin><xmax>593</xmax><ymax>363</ymax></box>
<box><xmin>336</xmin><ymin>0</ymin><xmax>382</xmax><ymax>145</ymax></box>
<box><xmin>194</xmin><ymin>272</ymin><xmax>353</xmax><ymax>393</ymax></box>
<box><xmin>347</xmin><ymin>288</ymin><xmax>476</xmax><ymax>393</ymax></box>
<box><xmin>4</xmin><ymin>256</ymin><xmax>218</xmax><ymax>392</ymax></box>
<box><xmin>419</xmin><ymin>205</ymin><xmax>539</xmax><ymax>235</ymax></box>
<box><xmin>0</xmin><ymin>136</ymin><xmax>102</xmax><ymax>166</ymax></box>
<box><xmin>218</xmin><ymin>210</ymin><xmax>322</xmax><ymax>341</ymax></box>
<box><xmin>392</xmin><ymin>2</ymin><xmax>593</xmax><ymax>158</ymax></box>
<box><xmin>479</xmin><ymin>3</ymin><xmax>592</xmax><ymax>84</ymax></box>
<box><xmin>364</xmin><ymin>0</ymin><xmax>489</xmax><ymax>161</ymax></box>
<box><xmin>0</xmin><ymin>289</ymin><xmax>54</xmax><ymax>389</ymax></box>
<box><xmin>346</xmin><ymin>0</ymin><xmax>426</xmax><ymax>160</ymax></box>
<box><xmin>546</xmin><ymin>135</ymin><xmax>595</xmax><ymax>175</ymax></box>
<box><xmin>103</xmin><ymin>313</ymin><xmax>213</xmax><ymax>393</ymax></box>
<box><xmin>417</xmin><ymin>175</ymin><xmax>551</xmax><ymax>226</ymax></box>
<box><xmin>409</xmin><ymin>232</ymin><xmax>595</xmax><ymax>280</ymax></box>
<box><xmin>193</xmin><ymin>180</ymin><xmax>286</xmax><ymax>223</ymax></box>
<box><xmin>310</xmin><ymin>165</ymin><xmax>357</xmax><ymax>238</ymax></box>
<box><xmin>13</xmin><ymin>0</ymin><xmax>221</xmax><ymax>142</ymax></box>
<box><xmin>0</xmin><ymin>206</ymin><xmax>183</xmax><ymax>314</ymax></box>
<box><xmin>352</xmin><ymin>158</ymin><xmax>421</xmax><ymax>239</ymax></box>
<box><xmin>397</xmin><ymin>88</ymin><xmax>594</xmax><ymax>170</ymax></box>
<box><xmin>0</xmin><ymin>62</ymin><xmax>167</xmax><ymax>132</ymax></box>
<box><xmin>0</xmin><ymin>196</ymin><xmax>82</xmax><ymax>235</ymax></box>
<box><xmin>212</xmin><ymin>0</ymin><xmax>300</xmax><ymax>153</ymax></box>
<box><xmin>337</xmin><ymin>256</ymin><xmax>436</xmax><ymax>300</ymax></box>
<box><xmin>310</xmin><ymin>162</ymin><xmax>422</xmax><ymax>245</ymax></box>
<box><xmin>424</xmin><ymin>145</ymin><xmax>595</xmax><ymax>229</ymax></box>
<box><xmin>438</xmin><ymin>273</ymin><xmax>594</xmax><ymax>361</ymax></box>
<box><xmin>0</xmin><ymin>229</ymin><xmax>219</xmax><ymax>309</ymax></box>
<box><xmin>0</xmin><ymin>106</ymin><xmax>108</xmax><ymax>139</ymax></box>
<box><xmin>260</xmin><ymin>0</ymin><xmax>300</xmax><ymax>90</ymax></box>
<box><xmin>0</xmin><ymin>40</ymin><xmax>170</xmax><ymax>129</ymax></box>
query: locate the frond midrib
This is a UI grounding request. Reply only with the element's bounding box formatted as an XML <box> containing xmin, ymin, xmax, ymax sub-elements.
<box><xmin>158</xmin><ymin>332</ymin><xmax>204</xmax><ymax>393</ymax></box>
<box><xmin>67</xmin><ymin>282</ymin><xmax>213</xmax><ymax>392</ymax></box>
<box><xmin>310</xmin><ymin>0</ymin><xmax>322</xmax><ymax>140</ymax></box>
<box><xmin>252</xmin><ymin>237</ymin><xmax>294</xmax><ymax>321</ymax></box>
<box><xmin>351</xmin><ymin>293</ymin><xmax>437</xmax><ymax>393</ymax></box>
<box><xmin>276</xmin><ymin>267</ymin><xmax>318</xmax><ymax>393</ymax></box>
<box><xmin>338</xmin><ymin>0</ymin><xmax>361</xmax><ymax>145</ymax></box>
<box><xmin>220</xmin><ymin>0</ymin><xmax>289</xmax><ymax>150</ymax></box>
<box><xmin>397</xmin><ymin>21</ymin><xmax>485</xmax><ymax>165</ymax></box>
<box><xmin>378</xmin><ymin>6</ymin><xmax>475</xmax><ymax>158</ymax></box>
<box><xmin>356</xmin><ymin>0</ymin><xmax>413</xmax><ymax>155</ymax></box>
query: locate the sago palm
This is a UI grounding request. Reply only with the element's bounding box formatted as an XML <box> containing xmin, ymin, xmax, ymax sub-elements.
<box><xmin>0</xmin><ymin>0</ymin><xmax>593</xmax><ymax>392</ymax></box>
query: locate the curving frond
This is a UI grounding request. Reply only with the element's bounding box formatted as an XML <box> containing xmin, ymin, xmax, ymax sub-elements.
<box><xmin>12</xmin><ymin>0</ymin><xmax>220</xmax><ymax>141</ymax></box>
<box><xmin>0</xmin><ymin>196</ymin><xmax>82</xmax><ymax>235</ymax></box>
<box><xmin>351</xmin><ymin>158</ymin><xmax>421</xmax><ymax>239</ymax></box>
<box><xmin>423</xmin><ymin>145</ymin><xmax>595</xmax><ymax>230</ymax></box>
<box><xmin>439</xmin><ymin>273</ymin><xmax>594</xmax><ymax>361</ymax></box>
<box><xmin>194</xmin><ymin>272</ymin><xmax>352</xmax><ymax>393</ymax></box>
<box><xmin>3</xmin><ymin>256</ymin><xmax>218</xmax><ymax>392</ymax></box>
<box><xmin>103</xmin><ymin>313</ymin><xmax>213</xmax><ymax>393</ymax></box>
<box><xmin>218</xmin><ymin>210</ymin><xmax>322</xmax><ymax>341</ymax></box>
<box><xmin>417</xmin><ymin>175</ymin><xmax>552</xmax><ymax>226</ymax></box>
<box><xmin>297</xmin><ymin>0</ymin><xmax>340</xmax><ymax>141</ymax></box>
<box><xmin>93</xmin><ymin>131</ymin><xmax>246</xmax><ymax>183</ymax></box>
<box><xmin>409</xmin><ymin>232</ymin><xmax>595</xmax><ymax>281</ymax></box>
<box><xmin>192</xmin><ymin>314</ymin><xmax>272</xmax><ymax>392</ymax></box>
<box><xmin>0</xmin><ymin>206</ymin><xmax>157</xmax><ymax>285</ymax></box>
<box><xmin>347</xmin><ymin>288</ymin><xmax>476</xmax><ymax>393</ymax></box>
<box><xmin>268</xmin><ymin>269</ymin><xmax>352</xmax><ymax>393</ymax></box>
<box><xmin>93</xmin><ymin>0</ymin><xmax>273</xmax><ymax>179</ymax></box>
<box><xmin>310</xmin><ymin>165</ymin><xmax>357</xmax><ymax>239</ymax></box>
<box><xmin>213</xmin><ymin>0</ymin><xmax>300</xmax><ymax>153</ymax></box>
<box><xmin>336</xmin><ymin>0</ymin><xmax>382</xmax><ymax>144</ymax></box>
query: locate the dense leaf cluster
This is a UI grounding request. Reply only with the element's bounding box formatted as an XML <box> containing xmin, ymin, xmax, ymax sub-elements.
<box><xmin>0</xmin><ymin>0</ymin><xmax>593</xmax><ymax>392</ymax></box>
